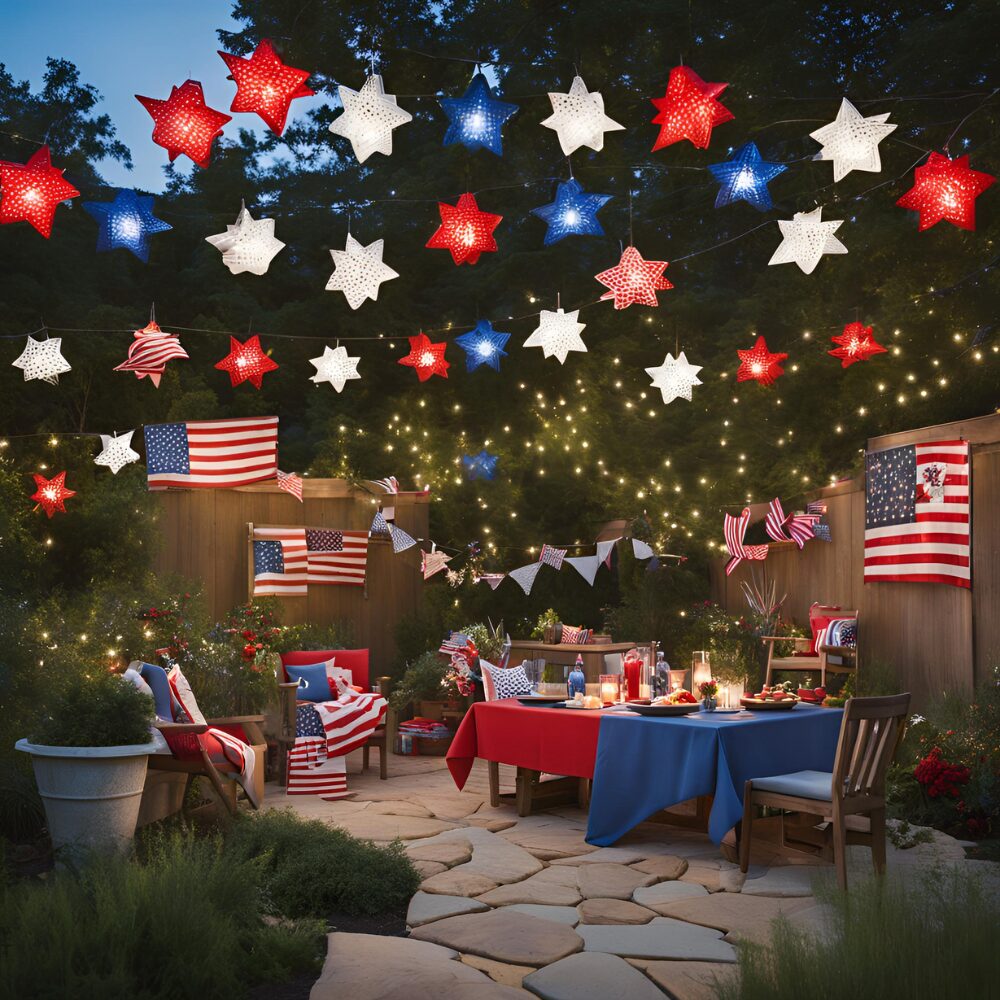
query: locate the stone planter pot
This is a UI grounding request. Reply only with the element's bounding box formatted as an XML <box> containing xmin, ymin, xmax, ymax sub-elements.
<box><xmin>15</xmin><ymin>739</ymin><xmax>151</xmax><ymax>855</ymax></box>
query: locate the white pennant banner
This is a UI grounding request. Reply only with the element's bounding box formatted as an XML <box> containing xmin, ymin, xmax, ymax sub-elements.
<box><xmin>632</xmin><ymin>538</ymin><xmax>655</xmax><ymax>560</ymax></box>
<box><xmin>475</xmin><ymin>573</ymin><xmax>506</xmax><ymax>590</ymax></box>
<box><xmin>566</xmin><ymin>554</ymin><xmax>601</xmax><ymax>586</ymax></box>
<box><xmin>596</xmin><ymin>537</ymin><xmax>620</xmax><ymax>567</ymax></box>
<box><xmin>389</xmin><ymin>523</ymin><xmax>417</xmax><ymax>553</ymax></box>
<box><xmin>508</xmin><ymin>561</ymin><xmax>543</xmax><ymax>595</ymax></box>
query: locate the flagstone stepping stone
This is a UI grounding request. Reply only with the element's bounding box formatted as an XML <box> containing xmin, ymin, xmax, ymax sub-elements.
<box><xmin>680</xmin><ymin>860</ymin><xmax>746</xmax><ymax>893</ymax></box>
<box><xmin>577</xmin><ymin>863</ymin><xmax>657</xmax><ymax>900</ymax></box>
<box><xmin>332</xmin><ymin>812</ymin><xmax>461</xmax><ymax>842</ymax></box>
<box><xmin>501</xmin><ymin>827</ymin><xmax>595</xmax><ymax>860</ymax></box>
<box><xmin>576</xmin><ymin>898</ymin><xmax>657</xmax><ymax>925</ymax></box>
<box><xmin>523</xmin><ymin>951</ymin><xmax>665</xmax><ymax>1000</ymax></box>
<box><xmin>739</xmin><ymin>864</ymin><xmax>818</xmax><ymax>897</ymax></box>
<box><xmin>532</xmin><ymin>866</ymin><xmax>583</xmax><ymax>887</ymax></box>
<box><xmin>422</xmin><ymin>869</ymin><xmax>500</xmax><ymax>897</ymax></box>
<box><xmin>460</xmin><ymin>954</ymin><xmax>537</xmax><ymax>989</ymax></box>
<box><xmin>650</xmin><ymin>892</ymin><xmax>816</xmax><ymax>943</ymax></box>
<box><xmin>550</xmin><ymin>847</ymin><xmax>649</xmax><ymax>867</ymax></box>
<box><xmin>633</xmin><ymin>881</ymin><xmax>709</xmax><ymax>907</ymax></box>
<box><xmin>414</xmin><ymin>828</ymin><xmax>544</xmax><ymax>885</ymax></box>
<box><xmin>634</xmin><ymin>959</ymin><xmax>738</xmax><ymax>1000</ymax></box>
<box><xmin>410</xmin><ymin>910</ymin><xmax>584</xmax><ymax>966</ymax></box>
<box><xmin>630</xmin><ymin>855</ymin><xmax>688</xmax><ymax>880</ymax></box>
<box><xmin>577</xmin><ymin>916</ymin><xmax>737</xmax><ymax>962</ymax></box>
<box><xmin>417</xmin><ymin>793</ymin><xmax>486</xmax><ymax>819</ymax></box>
<box><xmin>365</xmin><ymin>799</ymin><xmax>435</xmax><ymax>817</ymax></box>
<box><xmin>407</xmin><ymin>891</ymin><xmax>491</xmax><ymax>928</ymax></box>
<box><xmin>477</xmin><ymin>872</ymin><xmax>582</xmax><ymax>907</ymax></box>
<box><xmin>406</xmin><ymin>842</ymin><xmax>473</xmax><ymax>867</ymax></box>
<box><xmin>412</xmin><ymin>860</ymin><xmax>448</xmax><ymax>879</ymax></box>
<box><xmin>505</xmin><ymin>904</ymin><xmax>580</xmax><ymax>926</ymax></box>
<box><xmin>465</xmin><ymin>816</ymin><xmax>518</xmax><ymax>832</ymax></box>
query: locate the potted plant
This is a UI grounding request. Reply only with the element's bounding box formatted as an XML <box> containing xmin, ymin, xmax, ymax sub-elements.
<box><xmin>390</xmin><ymin>651</ymin><xmax>452</xmax><ymax>719</ymax></box>
<box><xmin>532</xmin><ymin>608</ymin><xmax>562</xmax><ymax>644</ymax></box>
<box><xmin>16</xmin><ymin>672</ymin><xmax>155</xmax><ymax>856</ymax></box>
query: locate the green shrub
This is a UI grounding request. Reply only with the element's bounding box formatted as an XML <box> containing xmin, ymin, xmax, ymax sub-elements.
<box><xmin>0</xmin><ymin>829</ymin><xmax>323</xmax><ymax>1000</ymax></box>
<box><xmin>389</xmin><ymin>651</ymin><xmax>449</xmax><ymax>710</ymax></box>
<box><xmin>223</xmin><ymin>808</ymin><xmax>420</xmax><ymax>918</ymax></box>
<box><xmin>0</xmin><ymin>768</ymin><xmax>44</xmax><ymax>842</ymax></box>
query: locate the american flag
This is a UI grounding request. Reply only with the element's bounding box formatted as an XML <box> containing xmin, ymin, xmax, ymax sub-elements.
<box><xmin>439</xmin><ymin>632</ymin><xmax>471</xmax><ymax>657</ymax></box>
<box><xmin>305</xmin><ymin>528</ymin><xmax>369</xmax><ymax>586</ymax></box>
<box><xmin>864</xmin><ymin>440</ymin><xmax>970</xmax><ymax>588</ymax></box>
<box><xmin>144</xmin><ymin>416</ymin><xmax>278</xmax><ymax>490</ymax></box>
<box><xmin>539</xmin><ymin>544</ymin><xmax>567</xmax><ymax>569</ymax></box>
<box><xmin>253</xmin><ymin>527</ymin><xmax>308</xmax><ymax>595</ymax></box>
<box><xmin>276</xmin><ymin>469</ymin><xmax>303</xmax><ymax>502</ymax></box>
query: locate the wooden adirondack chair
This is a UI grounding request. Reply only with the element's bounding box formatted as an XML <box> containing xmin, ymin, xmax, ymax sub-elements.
<box><xmin>762</xmin><ymin>604</ymin><xmax>859</xmax><ymax>688</ymax></box>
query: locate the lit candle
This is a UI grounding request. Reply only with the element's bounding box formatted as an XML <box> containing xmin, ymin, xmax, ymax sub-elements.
<box><xmin>599</xmin><ymin>674</ymin><xmax>620</xmax><ymax>706</ymax></box>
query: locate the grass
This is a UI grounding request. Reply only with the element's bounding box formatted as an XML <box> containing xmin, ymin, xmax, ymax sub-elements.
<box><xmin>719</xmin><ymin>865</ymin><xmax>1000</xmax><ymax>1000</ymax></box>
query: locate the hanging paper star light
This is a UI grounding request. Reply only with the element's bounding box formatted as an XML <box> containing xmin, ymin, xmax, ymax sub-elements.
<box><xmin>82</xmin><ymin>188</ymin><xmax>172</xmax><ymax>262</ymax></box>
<box><xmin>205</xmin><ymin>204</ymin><xmax>285</xmax><ymax>275</ymax></box>
<box><xmin>828</xmin><ymin>322</ymin><xmax>887</xmax><ymax>368</ymax></box>
<box><xmin>329</xmin><ymin>74</ymin><xmax>412</xmax><ymax>162</ymax></box>
<box><xmin>94</xmin><ymin>431</ymin><xmax>140</xmax><ymax>475</ymax></box>
<box><xmin>114</xmin><ymin>320</ymin><xmax>188</xmax><ymax>387</ymax></box>
<box><xmin>12</xmin><ymin>336</ymin><xmax>71</xmax><ymax>384</ymax></box>
<box><xmin>309</xmin><ymin>345</ymin><xmax>361</xmax><ymax>391</ymax></box>
<box><xmin>426</xmin><ymin>193</ymin><xmax>502</xmax><ymax>265</ymax></box>
<box><xmin>399</xmin><ymin>333</ymin><xmax>449</xmax><ymax>381</ymax></box>
<box><xmin>736</xmin><ymin>336</ymin><xmax>788</xmax><ymax>386</ymax></box>
<box><xmin>30</xmin><ymin>471</ymin><xmax>75</xmax><ymax>518</ymax></box>
<box><xmin>135</xmin><ymin>80</ymin><xmax>232</xmax><ymax>168</ymax></box>
<box><xmin>767</xmin><ymin>207</ymin><xmax>848</xmax><ymax>274</ymax></box>
<box><xmin>0</xmin><ymin>146</ymin><xmax>79</xmax><ymax>237</ymax></box>
<box><xmin>896</xmin><ymin>152</ymin><xmax>995</xmax><ymax>231</ymax></box>
<box><xmin>455</xmin><ymin>321</ymin><xmax>510</xmax><ymax>372</ymax></box>
<box><xmin>810</xmin><ymin>99</ymin><xmax>897</xmax><ymax>182</ymax></box>
<box><xmin>440</xmin><ymin>72</ymin><xmax>517</xmax><ymax>156</ymax></box>
<box><xmin>218</xmin><ymin>38</ymin><xmax>313</xmax><ymax>136</ymax></box>
<box><xmin>462</xmin><ymin>449</ymin><xmax>499</xmax><ymax>481</ymax></box>
<box><xmin>523</xmin><ymin>308</ymin><xmax>587</xmax><ymax>364</ymax></box>
<box><xmin>214</xmin><ymin>335</ymin><xmax>279</xmax><ymax>388</ymax></box>
<box><xmin>596</xmin><ymin>246</ymin><xmax>673</xmax><ymax>309</ymax></box>
<box><xmin>531</xmin><ymin>178</ymin><xmax>611</xmax><ymax>245</ymax></box>
<box><xmin>325</xmin><ymin>234</ymin><xmax>398</xmax><ymax>308</ymax></box>
<box><xmin>708</xmin><ymin>142</ymin><xmax>787</xmax><ymax>211</ymax></box>
<box><xmin>650</xmin><ymin>66</ymin><xmax>733</xmax><ymax>151</ymax></box>
<box><xmin>645</xmin><ymin>351</ymin><xmax>703</xmax><ymax>404</ymax></box>
<box><xmin>541</xmin><ymin>75</ymin><xmax>624</xmax><ymax>155</ymax></box>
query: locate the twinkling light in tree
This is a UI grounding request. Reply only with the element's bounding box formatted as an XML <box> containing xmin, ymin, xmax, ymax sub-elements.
<box><xmin>399</xmin><ymin>333</ymin><xmax>449</xmax><ymax>381</ymax></box>
<box><xmin>309</xmin><ymin>345</ymin><xmax>361</xmax><ymax>391</ymax></box>
<box><xmin>439</xmin><ymin>72</ymin><xmax>517</xmax><ymax>155</ymax></box>
<box><xmin>595</xmin><ymin>245</ymin><xmax>672</xmax><ymax>309</ymax></box>
<box><xmin>463</xmin><ymin>449</ymin><xmax>499</xmax><ymax>480</ymax></box>
<box><xmin>82</xmin><ymin>188</ymin><xmax>172</xmax><ymax>261</ymax></box>
<box><xmin>218</xmin><ymin>38</ymin><xmax>313</xmax><ymax>135</ymax></box>
<box><xmin>0</xmin><ymin>146</ymin><xmax>79</xmax><ymax>238</ymax></box>
<box><xmin>12</xmin><ymin>336</ymin><xmax>71</xmax><ymax>384</ymax></box>
<box><xmin>426</xmin><ymin>193</ymin><xmax>502</xmax><ymax>265</ymax></box>
<box><xmin>767</xmin><ymin>207</ymin><xmax>848</xmax><ymax>274</ymax></box>
<box><xmin>214</xmin><ymin>335</ymin><xmax>279</xmax><ymax>388</ymax></box>
<box><xmin>828</xmin><ymin>322</ymin><xmax>887</xmax><ymax>368</ymax></box>
<box><xmin>113</xmin><ymin>321</ymin><xmax>188</xmax><ymax>387</ymax></box>
<box><xmin>708</xmin><ymin>142</ymin><xmax>787</xmax><ymax>211</ymax></box>
<box><xmin>94</xmin><ymin>431</ymin><xmax>140</xmax><ymax>475</ymax></box>
<box><xmin>531</xmin><ymin>178</ymin><xmax>611</xmax><ymax>245</ymax></box>
<box><xmin>523</xmin><ymin>308</ymin><xmax>587</xmax><ymax>364</ymax></box>
<box><xmin>645</xmin><ymin>351</ymin><xmax>703</xmax><ymax>404</ymax></box>
<box><xmin>30</xmin><ymin>471</ymin><xmax>75</xmax><ymax>518</ymax></box>
<box><xmin>540</xmin><ymin>75</ymin><xmax>624</xmax><ymax>155</ymax></box>
<box><xmin>809</xmin><ymin>98</ymin><xmax>896</xmax><ymax>181</ymax></box>
<box><xmin>205</xmin><ymin>204</ymin><xmax>285</xmax><ymax>275</ymax></box>
<box><xmin>328</xmin><ymin>74</ymin><xmax>412</xmax><ymax>162</ymax></box>
<box><xmin>135</xmin><ymin>80</ymin><xmax>232</xmax><ymax>168</ymax></box>
<box><xmin>325</xmin><ymin>234</ymin><xmax>398</xmax><ymax>308</ymax></box>
<box><xmin>896</xmin><ymin>152</ymin><xmax>995</xmax><ymax>231</ymax></box>
<box><xmin>650</xmin><ymin>66</ymin><xmax>733</xmax><ymax>151</ymax></box>
<box><xmin>455</xmin><ymin>320</ymin><xmax>510</xmax><ymax>372</ymax></box>
<box><xmin>736</xmin><ymin>336</ymin><xmax>788</xmax><ymax>386</ymax></box>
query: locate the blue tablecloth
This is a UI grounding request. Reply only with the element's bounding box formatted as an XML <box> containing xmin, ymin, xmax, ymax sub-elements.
<box><xmin>586</xmin><ymin>704</ymin><xmax>843</xmax><ymax>845</ymax></box>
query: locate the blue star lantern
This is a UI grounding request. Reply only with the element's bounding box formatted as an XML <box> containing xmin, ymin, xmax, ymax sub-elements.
<box><xmin>463</xmin><ymin>449</ymin><xmax>499</xmax><ymax>481</ymax></box>
<box><xmin>440</xmin><ymin>73</ymin><xmax>517</xmax><ymax>156</ymax></box>
<box><xmin>707</xmin><ymin>143</ymin><xmax>787</xmax><ymax>212</ymax></box>
<box><xmin>531</xmin><ymin>178</ymin><xmax>612</xmax><ymax>245</ymax></box>
<box><xmin>455</xmin><ymin>320</ymin><xmax>511</xmax><ymax>372</ymax></box>
<box><xmin>82</xmin><ymin>188</ymin><xmax>172</xmax><ymax>262</ymax></box>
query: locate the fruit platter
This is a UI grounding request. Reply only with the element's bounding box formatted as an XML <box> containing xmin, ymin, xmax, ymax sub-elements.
<box><xmin>740</xmin><ymin>681</ymin><xmax>801</xmax><ymax>711</ymax></box>
<box><xmin>797</xmin><ymin>686</ymin><xmax>828</xmax><ymax>704</ymax></box>
<box><xmin>626</xmin><ymin>689</ymin><xmax>701</xmax><ymax>717</ymax></box>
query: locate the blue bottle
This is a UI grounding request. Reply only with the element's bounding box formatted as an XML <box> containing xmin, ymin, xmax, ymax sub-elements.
<box><xmin>567</xmin><ymin>655</ymin><xmax>586</xmax><ymax>698</ymax></box>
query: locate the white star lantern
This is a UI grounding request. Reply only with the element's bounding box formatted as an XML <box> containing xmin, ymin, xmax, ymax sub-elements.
<box><xmin>541</xmin><ymin>76</ymin><xmax>625</xmax><ymax>156</ymax></box>
<box><xmin>328</xmin><ymin>75</ymin><xmax>412</xmax><ymax>163</ymax></box>
<box><xmin>12</xmin><ymin>336</ymin><xmax>71</xmax><ymax>384</ymax></box>
<box><xmin>309</xmin><ymin>345</ymin><xmax>361</xmax><ymax>392</ymax></box>
<box><xmin>206</xmin><ymin>204</ymin><xmax>285</xmax><ymax>275</ymax></box>
<box><xmin>768</xmin><ymin>207</ymin><xmax>848</xmax><ymax>275</ymax></box>
<box><xmin>810</xmin><ymin>98</ymin><xmax>897</xmax><ymax>182</ymax></box>
<box><xmin>94</xmin><ymin>430</ymin><xmax>140</xmax><ymax>474</ymax></box>
<box><xmin>645</xmin><ymin>351</ymin><xmax>703</xmax><ymax>404</ymax></box>
<box><xmin>523</xmin><ymin>307</ymin><xmax>587</xmax><ymax>364</ymax></box>
<box><xmin>325</xmin><ymin>234</ymin><xmax>398</xmax><ymax>309</ymax></box>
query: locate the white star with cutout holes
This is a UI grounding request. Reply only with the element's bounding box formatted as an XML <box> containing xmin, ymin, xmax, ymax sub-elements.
<box><xmin>94</xmin><ymin>430</ymin><xmax>140</xmax><ymax>474</ymax></box>
<box><xmin>541</xmin><ymin>76</ymin><xmax>625</xmax><ymax>156</ymax></box>
<box><xmin>328</xmin><ymin>74</ymin><xmax>412</xmax><ymax>163</ymax></box>
<box><xmin>645</xmin><ymin>351</ymin><xmax>703</xmax><ymax>404</ymax></box>
<box><xmin>205</xmin><ymin>204</ymin><xmax>285</xmax><ymax>275</ymax></box>
<box><xmin>768</xmin><ymin>207</ymin><xmax>848</xmax><ymax>275</ymax></box>
<box><xmin>325</xmin><ymin>234</ymin><xmax>399</xmax><ymax>309</ymax></box>
<box><xmin>12</xmin><ymin>336</ymin><xmax>71</xmax><ymax>384</ymax></box>
<box><xmin>309</xmin><ymin>344</ymin><xmax>361</xmax><ymax>392</ymax></box>
<box><xmin>810</xmin><ymin>98</ymin><xmax>897</xmax><ymax>182</ymax></box>
<box><xmin>523</xmin><ymin>307</ymin><xmax>587</xmax><ymax>364</ymax></box>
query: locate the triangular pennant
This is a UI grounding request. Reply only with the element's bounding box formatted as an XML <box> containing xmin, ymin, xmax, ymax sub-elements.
<box><xmin>632</xmin><ymin>538</ymin><xmax>655</xmax><ymax>560</ymax></box>
<box><xmin>566</xmin><ymin>555</ymin><xmax>601</xmax><ymax>586</ymax></box>
<box><xmin>646</xmin><ymin>556</ymin><xmax>661</xmax><ymax>573</ymax></box>
<box><xmin>596</xmin><ymin>538</ymin><xmax>619</xmax><ymax>567</ymax></box>
<box><xmin>538</xmin><ymin>544</ymin><xmax>567</xmax><ymax>570</ymax></box>
<box><xmin>508</xmin><ymin>561</ymin><xmax>543</xmax><ymax>595</ymax></box>
<box><xmin>475</xmin><ymin>573</ymin><xmax>505</xmax><ymax>590</ymax></box>
<box><xmin>389</xmin><ymin>523</ymin><xmax>417</xmax><ymax>553</ymax></box>
<box><xmin>422</xmin><ymin>549</ymin><xmax>451</xmax><ymax>579</ymax></box>
<box><xmin>370</xmin><ymin>510</ymin><xmax>390</xmax><ymax>536</ymax></box>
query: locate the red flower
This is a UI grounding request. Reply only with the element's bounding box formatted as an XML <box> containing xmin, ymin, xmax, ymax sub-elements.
<box><xmin>914</xmin><ymin>747</ymin><xmax>970</xmax><ymax>800</ymax></box>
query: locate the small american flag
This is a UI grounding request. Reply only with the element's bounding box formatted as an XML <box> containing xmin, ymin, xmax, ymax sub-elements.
<box><xmin>864</xmin><ymin>439</ymin><xmax>970</xmax><ymax>588</ymax></box>
<box><xmin>306</xmin><ymin>528</ymin><xmax>369</xmax><ymax>586</ymax></box>
<box><xmin>439</xmin><ymin>632</ymin><xmax>471</xmax><ymax>657</ymax></box>
<box><xmin>276</xmin><ymin>469</ymin><xmax>303</xmax><ymax>502</ymax></box>
<box><xmin>807</xmin><ymin>500</ymin><xmax>828</xmax><ymax>516</ymax></box>
<box><xmin>144</xmin><ymin>416</ymin><xmax>278</xmax><ymax>490</ymax></box>
<box><xmin>539</xmin><ymin>544</ymin><xmax>567</xmax><ymax>569</ymax></box>
<box><xmin>253</xmin><ymin>527</ymin><xmax>308</xmax><ymax>595</ymax></box>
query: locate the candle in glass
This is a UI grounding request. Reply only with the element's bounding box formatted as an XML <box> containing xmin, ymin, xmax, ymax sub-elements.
<box><xmin>623</xmin><ymin>651</ymin><xmax>642</xmax><ymax>701</ymax></box>
<box><xmin>599</xmin><ymin>674</ymin><xmax>620</xmax><ymax>706</ymax></box>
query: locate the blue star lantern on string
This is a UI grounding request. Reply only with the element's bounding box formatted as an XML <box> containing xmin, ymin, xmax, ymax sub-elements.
<box><xmin>463</xmin><ymin>449</ymin><xmax>499</xmax><ymax>481</ymax></box>
<box><xmin>440</xmin><ymin>73</ymin><xmax>518</xmax><ymax>156</ymax></box>
<box><xmin>707</xmin><ymin>142</ymin><xmax>787</xmax><ymax>211</ymax></box>
<box><xmin>82</xmin><ymin>188</ymin><xmax>172</xmax><ymax>262</ymax></box>
<box><xmin>455</xmin><ymin>320</ymin><xmax>511</xmax><ymax>372</ymax></box>
<box><xmin>531</xmin><ymin>178</ymin><xmax>612</xmax><ymax>245</ymax></box>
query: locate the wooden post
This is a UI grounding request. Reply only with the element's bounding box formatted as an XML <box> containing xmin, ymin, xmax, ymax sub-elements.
<box><xmin>246</xmin><ymin>521</ymin><xmax>255</xmax><ymax>601</ymax></box>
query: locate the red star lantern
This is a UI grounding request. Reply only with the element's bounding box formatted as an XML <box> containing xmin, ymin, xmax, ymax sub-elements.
<box><xmin>218</xmin><ymin>39</ymin><xmax>314</xmax><ymax>136</ymax></box>
<box><xmin>214</xmin><ymin>335</ymin><xmax>279</xmax><ymax>388</ymax></box>
<box><xmin>896</xmin><ymin>152</ymin><xmax>995</xmax><ymax>231</ymax></box>
<box><xmin>30</xmin><ymin>471</ymin><xmax>75</xmax><ymax>518</ymax></box>
<box><xmin>426</xmin><ymin>193</ymin><xmax>502</xmax><ymax>266</ymax></box>
<box><xmin>595</xmin><ymin>246</ymin><xmax>673</xmax><ymax>309</ymax></box>
<box><xmin>736</xmin><ymin>336</ymin><xmax>788</xmax><ymax>386</ymax></box>
<box><xmin>828</xmin><ymin>322</ymin><xmax>887</xmax><ymax>368</ymax></box>
<box><xmin>135</xmin><ymin>80</ymin><xmax>232</xmax><ymax>168</ymax></box>
<box><xmin>650</xmin><ymin>66</ymin><xmax>733</xmax><ymax>151</ymax></box>
<box><xmin>0</xmin><ymin>146</ymin><xmax>80</xmax><ymax>238</ymax></box>
<box><xmin>398</xmin><ymin>333</ymin><xmax>449</xmax><ymax>381</ymax></box>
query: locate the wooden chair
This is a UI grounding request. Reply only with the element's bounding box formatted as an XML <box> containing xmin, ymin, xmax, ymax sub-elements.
<box><xmin>762</xmin><ymin>605</ymin><xmax>859</xmax><ymax>687</ymax></box>
<box><xmin>738</xmin><ymin>693</ymin><xmax>911</xmax><ymax>889</ymax></box>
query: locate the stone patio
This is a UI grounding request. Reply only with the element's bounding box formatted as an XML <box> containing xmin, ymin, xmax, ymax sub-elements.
<box><xmin>270</xmin><ymin>749</ymin><xmax>983</xmax><ymax>999</ymax></box>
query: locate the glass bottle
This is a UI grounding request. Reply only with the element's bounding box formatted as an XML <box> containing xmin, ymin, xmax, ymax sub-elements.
<box><xmin>652</xmin><ymin>651</ymin><xmax>671</xmax><ymax>699</ymax></box>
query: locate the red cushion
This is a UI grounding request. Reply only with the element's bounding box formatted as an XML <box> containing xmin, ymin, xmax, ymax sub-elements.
<box><xmin>280</xmin><ymin>649</ymin><xmax>370</xmax><ymax>691</ymax></box>
<box><xmin>806</xmin><ymin>604</ymin><xmax>841</xmax><ymax>656</ymax></box>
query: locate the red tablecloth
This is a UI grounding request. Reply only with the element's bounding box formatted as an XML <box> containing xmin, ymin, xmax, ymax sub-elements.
<box><xmin>447</xmin><ymin>700</ymin><xmax>606</xmax><ymax>788</ymax></box>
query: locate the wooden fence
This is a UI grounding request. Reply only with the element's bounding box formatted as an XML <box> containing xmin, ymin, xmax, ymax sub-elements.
<box><xmin>152</xmin><ymin>480</ymin><xmax>430</xmax><ymax>670</ymax></box>
<box><xmin>710</xmin><ymin>412</ymin><xmax>1000</xmax><ymax>708</ymax></box>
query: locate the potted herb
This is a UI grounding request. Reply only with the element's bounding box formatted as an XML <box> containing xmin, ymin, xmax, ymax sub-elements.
<box><xmin>390</xmin><ymin>652</ymin><xmax>452</xmax><ymax>719</ymax></box>
<box><xmin>532</xmin><ymin>608</ymin><xmax>561</xmax><ymax>644</ymax></box>
<box><xmin>16</xmin><ymin>672</ymin><xmax>155</xmax><ymax>855</ymax></box>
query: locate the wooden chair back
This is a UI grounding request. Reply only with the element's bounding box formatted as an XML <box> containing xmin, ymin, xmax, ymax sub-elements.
<box><xmin>832</xmin><ymin>693</ymin><xmax>910</xmax><ymax>801</ymax></box>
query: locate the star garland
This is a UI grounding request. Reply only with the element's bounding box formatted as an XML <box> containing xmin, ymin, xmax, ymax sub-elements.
<box><xmin>531</xmin><ymin>178</ymin><xmax>611</xmax><ymax>245</ymax></box>
<box><xmin>329</xmin><ymin>74</ymin><xmax>412</xmax><ymax>162</ymax></box>
<box><xmin>325</xmin><ymin>234</ymin><xmax>399</xmax><ymax>308</ymax></box>
<box><xmin>426</xmin><ymin>193</ymin><xmax>502</xmax><ymax>266</ymax></box>
<box><xmin>595</xmin><ymin>246</ymin><xmax>672</xmax><ymax>309</ymax></box>
<box><xmin>440</xmin><ymin>72</ymin><xmax>517</xmax><ymax>156</ymax></box>
<box><xmin>540</xmin><ymin>75</ymin><xmax>624</xmax><ymax>155</ymax></box>
<box><xmin>135</xmin><ymin>79</ymin><xmax>232</xmax><ymax>169</ymax></box>
<box><xmin>0</xmin><ymin>146</ymin><xmax>79</xmax><ymax>238</ymax></box>
<box><xmin>736</xmin><ymin>336</ymin><xmax>788</xmax><ymax>386</ymax></box>
<box><xmin>214</xmin><ymin>335</ymin><xmax>279</xmax><ymax>388</ymax></box>
<box><xmin>398</xmin><ymin>333</ymin><xmax>449</xmax><ymax>381</ymax></box>
<box><xmin>82</xmin><ymin>188</ymin><xmax>172</xmax><ymax>262</ymax></box>
<box><xmin>454</xmin><ymin>321</ymin><xmax>510</xmax><ymax>372</ymax></box>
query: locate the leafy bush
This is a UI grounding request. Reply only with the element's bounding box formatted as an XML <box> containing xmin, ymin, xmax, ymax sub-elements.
<box><xmin>389</xmin><ymin>651</ymin><xmax>450</xmax><ymax>710</ymax></box>
<box><xmin>459</xmin><ymin>620</ymin><xmax>506</xmax><ymax>662</ymax></box>
<box><xmin>0</xmin><ymin>769</ymin><xmax>44</xmax><ymax>843</ymax></box>
<box><xmin>530</xmin><ymin>608</ymin><xmax>561</xmax><ymax>639</ymax></box>
<box><xmin>223</xmin><ymin>809</ymin><xmax>420</xmax><ymax>918</ymax></box>
<box><xmin>30</xmin><ymin>673</ymin><xmax>153</xmax><ymax>748</ymax></box>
